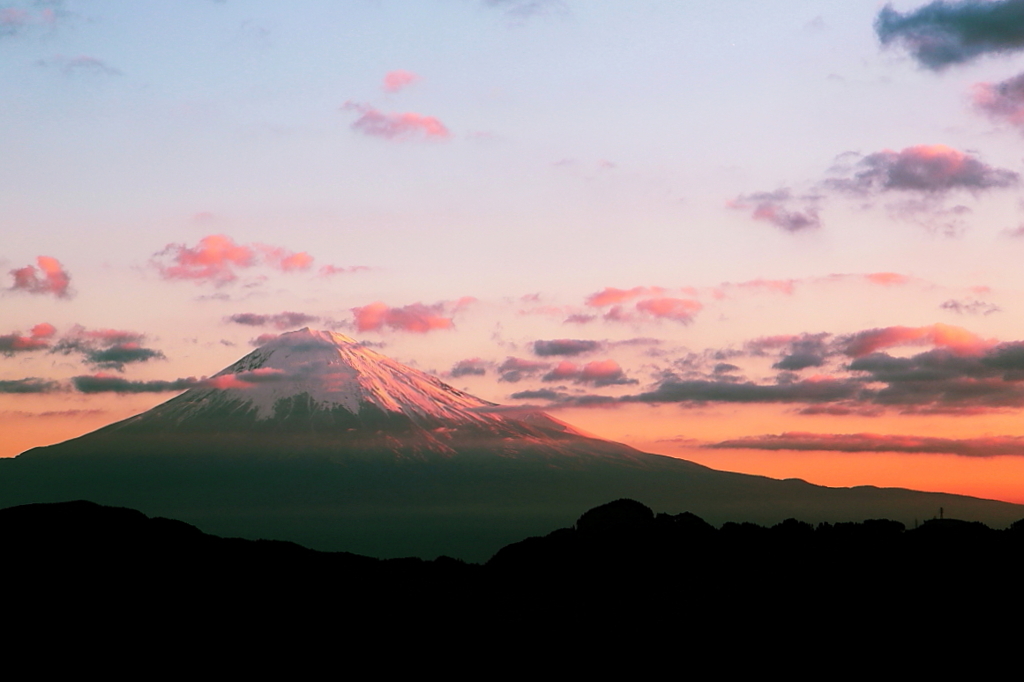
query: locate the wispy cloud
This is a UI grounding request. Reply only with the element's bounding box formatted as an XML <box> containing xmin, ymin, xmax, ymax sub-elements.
<box><xmin>383</xmin><ymin>70</ymin><xmax>419</xmax><ymax>93</ymax></box>
<box><xmin>533</xmin><ymin>339</ymin><xmax>601</xmax><ymax>357</ymax></box>
<box><xmin>709</xmin><ymin>432</ymin><xmax>1024</xmax><ymax>457</ymax></box>
<box><xmin>225</xmin><ymin>312</ymin><xmax>320</xmax><ymax>330</ymax></box>
<box><xmin>35</xmin><ymin>55</ymin><xmax>120</xmax><ymax>76</ymax></box>
<box><xmin>342</xmin><ymin>101</ymin><xmax>450</xmax><ymax>140</ymax></box>
<box><xmin>0</xmin><ymin>378</ymin><xmax>60</xmax><ymax>394</ymax></box>
<box><xmin>152</xmin><ymin>235</ymin><xmax>314</xmax><ymax>286</ymax></box>
<box><xmin>729</xmin><ymin>189</ymin><xmax>821</xmax><ymax>232</ymax></box>
<box><xmin>352</xmin><ymin>298</ymin><xmax>474</xmax><ymax>333</ymax></box>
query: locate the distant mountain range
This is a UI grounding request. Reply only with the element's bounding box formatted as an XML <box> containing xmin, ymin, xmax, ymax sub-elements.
<box><xmin>3</xmin><ymin>328</ymin><xmax>1022</xmax><ymax>561</ymax></box>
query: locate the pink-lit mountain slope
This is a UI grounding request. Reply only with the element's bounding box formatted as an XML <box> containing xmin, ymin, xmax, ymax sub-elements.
<box><xmin>6</xmin><ymin>329</ymin><xmax>1024</xmax><ymax>561</ymax></box>
<box><xmin>57</xmin><ymin>328</ymin><xmax>649</xmax><ymax>464</ymax></box>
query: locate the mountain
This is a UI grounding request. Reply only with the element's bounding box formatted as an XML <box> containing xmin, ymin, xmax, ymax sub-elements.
<box><xmin>3</xmin><ymin>328</ymin><xmax>1023</xmax><ymax>561</ymax></box>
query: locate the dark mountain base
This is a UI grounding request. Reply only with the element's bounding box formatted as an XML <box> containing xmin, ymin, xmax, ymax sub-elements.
<box><xmin>4</xmin><ymin>444</ymin><xmax>1019</xmax><ymax>561</ymax></box>
<box><xmin>4</xmin><ymin>499</ymin><xmax>1022</xmax><ymax>663</ymax></box>
<box><xmin>3</xmin><ymin>445</ymin><xmax>1023</xmax><ymax>562</ymax></box>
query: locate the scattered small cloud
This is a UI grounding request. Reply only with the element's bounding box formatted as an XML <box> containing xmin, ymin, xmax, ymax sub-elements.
<box><xmin>342</xmin><ymin>101</ymin><xmax>450</xmax><ymax>140</ymax></box>
<box><xmin>152</xmin><ymin>234</ymin><xmax>314</xmax><ymax>286</ymax></box>
<box><xmin>450</xmin><ymin>358</ymin><xmax>488</xmax><ymax>377</ymax></box>
<box><xmin>319</xmin><ymin>264</ymin><xmax>371</xmax><ymax>277</ymax></box>
<box><xmin>383</xmin><ymin>70</ymin><xmax>419</xmax><ymax>93</ymax></box>
<box><xmin>225</xmin><ymin>312</ymin><xmax>320</xmax><ymax>330</ymax></box>
<box><xmin>35</xmin><ymin>55</ymin><xmax>120</xmax><ymax>76</ymax></box>
<box><xmin>533</xmin><ymin>339</ymin><xmax>601</xmax><ymax>357</ymax></box>
<box><xmin>729</xmin><ymin>189</ymin><xmax>822</xmax><ymax>232</ymax></box>
<box><xmin>541</xmin><ymin>359</ymin><xmax>636</xmax><ymax>387</ymax></box>
<box><xmin>825</xmin><ymin>145</ymin><xmax>1018</xmax><ymax>195</ymax></box>
<box><xmin>0</xmin><ymin>378</ymin><xmax>60</xmax><ymax>394</ymax></box>
<box><xmin>0</xmin><ymin>323</ymin><xmax>56</xmax><ymax>354</ymax></box>
<box><xmin>498</xmin><ymin>356</ymin><xmax>549</xmax><ymax>383</ymax></box>
<box><xmin>941</xmin><ymin>299</ymin><xmax>1001</xmax><ymax>315</ymax></box>
<box><xmin>50</xmin><ymin>325</ymin><xmax>165</xmax><ymax>372</ymax></box>
<box><xmin>510</xmin><ymin>388</ymin><xmax>566</xmax><ymax>401</ymax></box>
<box><xmin>352</xmin><ymin>298</ymin><xmax>474</xmax><ymax>333</ymax></box>
<box><xmin>973</xmin><ymin>71</ymin><xmax>1024</xmax><ymax>130</ymax></box>
<box><xmin>9</xmin><ymin>256</ymin><xmax>71</xmax><ymax>298</ymax></box>
<box><xmin>586</xmin><ymin>286</ymin><xmax>664</xmax><ymax>307</ymax></box>
<box><xmin>635</xmin><ymin>297</ymin><xmax>703</xmax><ymax>324</ymax></box>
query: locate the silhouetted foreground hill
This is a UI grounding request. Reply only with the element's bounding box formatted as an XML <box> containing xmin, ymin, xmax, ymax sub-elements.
<box><xmin>5</xmin><ymin>498</ymin><xmax>1023</xmax><ymax>658</ymax></box>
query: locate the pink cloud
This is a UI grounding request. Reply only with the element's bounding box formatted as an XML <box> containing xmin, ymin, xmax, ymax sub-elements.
<box><xmin>32</xmin><ymin>323</ymin><xmax>56</xmax><ymax>338</ymax></box>
<box><xmin>10</xmin><ymin>256</ymin><xmax>71</xmax><ymax>298</ymax></box>
<box><xmin>635</xmin><ymin>297</ymin><xmax>703</xmax><ymax>323</ymax></box>
<box><xmin>973</xmin><ymin>73</ymin><xmax>1024</xmax><ymax>130</ymax></box>
<box><xmin>257</xmin><ymin>245</ymin><xmax>314</xmax><ymax>272</ymax></box>
<box><xmin>342</xmin><ymin>102</ymin><xmax>450</xmax><ymax>140</ymax></box>
<box><xmin>153</xmin><ymin>235</ymin><xmax>316</xmax><ymax>285</ymax></box>
<box><xmin>843</xmin><ymin>323</ymin><xmax>994</xmax><ymax>358</ymax></box>
<box><xmin>828</xmin><ymin>145</ymin><xmax>1019</xmax><ymax>194</ymax></box>
<box><xmin>383</xmin><ymin>70</ymin><xmax>419</xmax><ymax>93</ymax></box>
<box><xmin>542</xmin><ymin>359</ymin><xmax>635</xmax><ymax>387</ymax></box>
<box><xmin>352</xmin><ymin>301</ymin><xmax>455</xmax><ymax>333</ymax></box>
<box><xmin>864</xmin><ymin>272</ymin><xmax>910</xmax><ymax>286</ymax></box>
<box><xmin>0</xmin><ymin>323</ymin><xmax>56</xmax><ymax>354</ymax></box>
<box><xmin>586</xmin><ymin>286</ymin><xmax>663</xmax><ymax>307</ymax></box>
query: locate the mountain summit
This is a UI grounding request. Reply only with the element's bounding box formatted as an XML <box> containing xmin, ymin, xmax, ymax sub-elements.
<box><xmin>6</xmin><ymin>329</ymin><xmax>1024</xmax><ymax>560</ymax></box>
<box><xmin>78</xmin><ymin>328</ymin><xmax>628</xmax><ymax>462</ymax></box>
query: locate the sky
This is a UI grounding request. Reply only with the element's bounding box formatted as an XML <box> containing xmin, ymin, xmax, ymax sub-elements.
<box><xmin>8</xmin><ymin>0</ymin><xmax>1024</xmax><ymax>504</ymax></box>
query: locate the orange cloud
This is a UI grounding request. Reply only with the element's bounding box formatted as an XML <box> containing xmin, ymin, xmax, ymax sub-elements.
<box><xmin>864</xmin><ymin>272</ymin><xmax>910</xmax><ymax>286</ymax></box>
<box><xmin>154</xmin><ymin>235</ymin><xmax>315</xmax><ymax>285</ymax></box>
<box><xmin>843</xmin><ymin>323</ymin><xmax>994</xmax><ymax>358</ymax></box>
<box><xmin>542</xmin><ymin>359</ymin><xmax>635</xmax><ymax>387</ymax></box>
<box><xmin>10</xmin><ymin>256</ymin><xmax>71</xmax><ymax>298</ymax></box>
<box><xmin>586</xmin><ymin>286</ymin><xmax>663</xmax><ymax>307</ymax></box>
<box><xmin>635</xmin><ymin>297</ymin><xmax>702</xmax><ymax>323</ymax></box>
<box><xmin>352</xmin><ymin>301</ymin><xmax>455</xmax><ymax>333</ymax></box>
<box><xmin>342</xmin><ymin>102</ymin><xmax>450</xmax><ymax>140</ymax></box>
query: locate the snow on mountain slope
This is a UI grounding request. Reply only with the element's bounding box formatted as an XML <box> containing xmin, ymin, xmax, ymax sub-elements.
<box><xmin>106</xmin><ymin>328</ymin><xmax>591</xmax><ymax>442</ymax></box>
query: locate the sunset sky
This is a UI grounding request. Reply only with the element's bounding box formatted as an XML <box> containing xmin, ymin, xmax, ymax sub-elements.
<box><xmin>8</xmin><ymin>0</ymin><xmax>1024</xmax><ymax>503</ymax></box>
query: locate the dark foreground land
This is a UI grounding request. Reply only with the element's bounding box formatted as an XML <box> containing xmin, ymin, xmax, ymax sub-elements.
<box><xmin>4</xmin><ymin>497</ymin><xmax>1023</xmax><ymax>653</ymax></box>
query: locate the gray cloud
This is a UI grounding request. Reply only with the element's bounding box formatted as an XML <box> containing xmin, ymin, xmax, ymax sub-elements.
<box><xmin>941</xmin><ymin>298</ymin><xmax>1001</xmax><ymax>315</ymax></box>
<box><xmin>450</xmin><ymin>358</ymin><xmax>488</xmax><ymax>377</ymax></box>
<box><xmin>226</xmin><ymin>311</ymin><xmax>321</xmax><ymax>330</ymax></box>
<box><xmin>0</xmin><ymin>378</ymin><xmax>60</xmax><ymax>394</ymax></box>
<box><xmin>533</xmin><ymin>339</ymin><xmax>602</xmax><ymax>357</ymax></box>
<box><xmin>876</xmin><ymin>0</ymin><xmax>1024</xmax><ymax>69</ymax></box>
<box><xmin>729</xmin><ymin>189</ymin><xmax>822</xmax><ymax>232</ymax></box>
<box><xmin>709</xmin><ymin>432</ymin><xmax>1024</xmax><ymax>457</ymax></box>
<box><xmin>826</xmin><ymin>146</ymin><xmax>1018</xmax><ymax>195</ymax></box>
